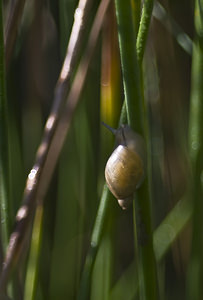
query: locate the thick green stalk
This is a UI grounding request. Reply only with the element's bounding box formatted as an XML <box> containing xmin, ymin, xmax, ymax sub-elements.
<box><xmin>114</xmin><ymin>1</ymin><xmax>158</xmax><ymax>300</ymax></box>
<box><xmin>186</xmin><ymin>0</ymin><xmax>203</xmax><ymax>298</ymax></box>
<box><xmin>114</xmin><ymin>0</ymin><xmax>143</xmax><ymax>134</ymax></box>
<box><xmin>0</xmin><ymin>0</ymin><xmax>10</xmax><ymax>251</ymax></box>
<box><xmin>132</xmin><ymin>0</ymin><xmax>141</xmax><ymax>35</ymax></box>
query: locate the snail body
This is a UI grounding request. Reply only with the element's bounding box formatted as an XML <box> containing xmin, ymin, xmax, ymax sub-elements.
<box><xmin>103</xmin><ymin>123</ymin><xmax>146</xmax><ymax>209</ymax></box>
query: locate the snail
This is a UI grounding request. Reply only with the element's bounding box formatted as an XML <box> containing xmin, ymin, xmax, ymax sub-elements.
<box><xmin>103</xmin><ymin>122</ymin><xmax>146</xmax><ymax>210</ymax></box>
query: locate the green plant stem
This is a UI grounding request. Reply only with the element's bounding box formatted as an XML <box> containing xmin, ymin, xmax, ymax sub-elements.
<box><xmin>132</xmin><ymin>0</ymin><xmax>141</xmax><ymax>35</ymax></box>
<box><xmin>114</xmin><ymin>1</ymin><xmax>158</xmax><ymax>300</ymax></box>
<box><xmin>119</xmin><ymin>102</ymin><xmax>127</xmax><ymax>125</ymax></box>
<box><xmin>114</xmin><ymin>0</ymin><xmax>143</xmax><ymax>134</ymax></box>
<box><xmin>77</xmin><ymin>185</ymin><xmax>111</xmax><ymax>300</ymax></box>
<box><xmin>136</xmin><ymin>0</ymin><xmax>154</xmax><ymax>63</ymax></box>
<box><xmin>153</xmin><ymin>1</ymin><xmax>193</xmax><ymax>55</ymax></box>
<box><xmin>186</xmin><ymin>0</ymin><xmax>203</xmax><ymax>298</ymax></box>
<box><xmin>24</xmin><ymin>204</ymin><xmax>44</xmax><ymax>300</ymax></box>
<box><xmin>154</xmin><ymin>197</ymin><xmax>191</xmax><ymax>262</ymax></box>
<box><xmin>134</xmin><ymin>182</ymin><xmax>158</xmax><ymax>300</ymax></box>
<box><xmin>110</xmin><ymin>197</ymin><xmax>192</xmax><ymax>299</ymax></box>
<box><xmin>0</xmin><ymin>0</ymin><xmax>10</xmax><ymax>252</ymax></box>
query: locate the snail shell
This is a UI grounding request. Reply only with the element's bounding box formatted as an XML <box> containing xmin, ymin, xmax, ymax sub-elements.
<box><xmin>103</xmin><ymin>123</ymin><xmax>146</xmax><ymax>209</ymax></box>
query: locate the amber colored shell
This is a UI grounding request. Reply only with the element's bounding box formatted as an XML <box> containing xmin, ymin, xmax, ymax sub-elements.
<box><xmin>105</xmin><ymin>145</ymin><xmax>144</xmax><ymax>202</ymax></box>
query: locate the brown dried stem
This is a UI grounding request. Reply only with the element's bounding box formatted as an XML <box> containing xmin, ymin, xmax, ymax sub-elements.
<box><xmin>0</xmin><ymin>0</ymin><xmax>93</xmax><ymax>291</ymax></box>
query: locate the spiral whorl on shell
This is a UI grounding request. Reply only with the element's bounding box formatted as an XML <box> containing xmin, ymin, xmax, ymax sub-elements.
<box><xmin>103</xmin><ymin>123</ymin><xmax>145</xmax><ymax>209</ymax></box>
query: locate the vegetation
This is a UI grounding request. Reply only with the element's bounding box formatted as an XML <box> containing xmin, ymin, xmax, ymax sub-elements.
<box><xmin>0</xmin><ymin>0</ymin><xmax>201</xmax><ymax>299</ymax></box>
